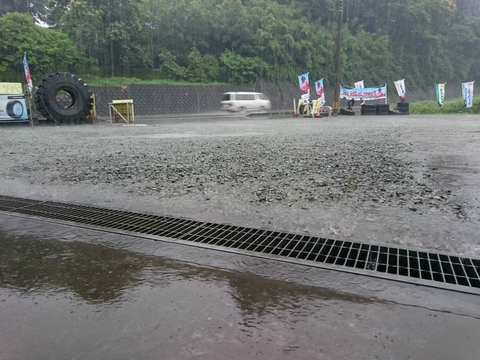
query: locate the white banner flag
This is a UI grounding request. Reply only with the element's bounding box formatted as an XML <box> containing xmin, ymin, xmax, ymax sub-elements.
<box><xmin>462</xmin><ymin>81</ymin><xmax>474</xmax><ymax>108</ymax></box>
<box><xmin>354</xmin><ymin>80</ymin><xmax>364</xmax><ymax>88</ymax></box>
<box><xmin>434</xmin><ymin>83</ymin><xmax>446</xmax><ymax>107</ymax></box>
<box><xmin>394</xmin><ymin>79</ymin><xmax>406</xmax><ymax>102</ymax></box>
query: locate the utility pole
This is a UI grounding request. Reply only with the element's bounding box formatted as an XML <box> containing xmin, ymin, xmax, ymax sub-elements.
<box><xmin>332</xmin><ymin>0</ymin><xmax>343</xmax><ymax>116</ymax></box>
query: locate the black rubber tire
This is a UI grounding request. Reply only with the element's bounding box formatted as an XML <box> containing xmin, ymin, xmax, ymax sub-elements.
<box><xmin>340</xmin><ymin>108</ymin><xmax>355</xmax><ymax>115</ymax></box>
<box><xmin>361</xmin><ymin>107</ymin><xmax>376</xmax><ymax>115</ymax></box>
<box><xmin>35</xmin><ymin>72</ymin><xmax>93</xmax><ymax>124</ymax></box>
<box><xmin>375</xmin><ymin>104</ymin><xmax>389</xmax><ymax>115</ymax></box>
<box><xmin>397</xmin><ymin>102</ymin><xmax>409</xmax><ymax>113</ymax></box>
<box><xmin>376</xmin><ymin>104</ymin><xmax>389</xmax><ymax>113</ymax></box>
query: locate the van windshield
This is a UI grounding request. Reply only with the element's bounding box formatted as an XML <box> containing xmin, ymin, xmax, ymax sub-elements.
<box><xmin>259</xmin><ymin>93</ymin><xmax>269</xmax><ymax>100</ymax></box>
<box><xmin>221</xmin><ymin>93</ymin><xmax>230</xmax><ymax>101</ymax></box>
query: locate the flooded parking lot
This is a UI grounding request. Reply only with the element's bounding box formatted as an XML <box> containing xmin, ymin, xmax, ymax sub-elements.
<box><xmin>1</xmin><ymin>114</ymin><xmax>480</xmax><ymax>358</ymax></box>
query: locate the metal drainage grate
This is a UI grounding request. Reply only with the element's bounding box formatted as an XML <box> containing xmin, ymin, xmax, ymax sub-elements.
<box><xmin>0</xmin><ymin>195</ymin><xmax>479</xmax><ymax>294</ymax></box>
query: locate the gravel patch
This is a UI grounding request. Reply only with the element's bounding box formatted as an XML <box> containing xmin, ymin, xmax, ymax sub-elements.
<box><xmin>1</xmin><ymin>115</ymin><xmax>479</xmax><ymax>256</ymax></box>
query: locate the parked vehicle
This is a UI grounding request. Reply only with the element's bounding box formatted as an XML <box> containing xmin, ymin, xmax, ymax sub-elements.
<box><xmin>221</xmin><ymin>92</ymin><xmax>271</xmax><ymax>112</ymax></box>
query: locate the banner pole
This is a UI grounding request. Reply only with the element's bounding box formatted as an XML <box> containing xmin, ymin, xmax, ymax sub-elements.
<box><xmin>24</xmin><ymin>84</ymin><xmax>33</xmax><ymax>127</ymax></box>
<box><xmin>332</xmin><ymin>0</ymin><xmax>343</xmax><ymax>116</ymax></box>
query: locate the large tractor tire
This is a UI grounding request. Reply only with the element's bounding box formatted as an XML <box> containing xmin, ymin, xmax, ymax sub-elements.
<box><xmin>35</xmin><ymin>72</ymin><xmax>93</xmax><ymax>124</ymax></box>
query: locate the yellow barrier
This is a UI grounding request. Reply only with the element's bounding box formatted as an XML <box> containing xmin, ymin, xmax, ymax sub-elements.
<box><xmin>297</xmin><ymin>99</ymin><xmax>326</xmax><ymax>116</ymax></box>
<box><xmin>109</xmin><ymin>99</ymin><xmax>134</xmax><ymax>123</ymax></box>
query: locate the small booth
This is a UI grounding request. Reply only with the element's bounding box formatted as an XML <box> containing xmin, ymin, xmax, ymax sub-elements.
<box><xmin>109</xmin><ymin>99</ymin><xmax>134</xmax><ymax>123</ymax></box>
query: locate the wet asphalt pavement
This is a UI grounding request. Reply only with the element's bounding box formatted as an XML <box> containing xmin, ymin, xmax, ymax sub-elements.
<box><xmin>1</xmin><ymin>114</ymin><xmax>480</xmax><ymax>359</ymax></box>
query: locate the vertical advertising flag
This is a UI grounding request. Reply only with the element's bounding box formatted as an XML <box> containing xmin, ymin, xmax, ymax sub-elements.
<box><xmin>23</xmin><ymin>54</ymin><xmax>33</xmax><ymax>94</ymax></box>
<box><xmin>462</xmin><ymin>81</ymin><xmax>474</xmax><ymax>108</ymax></box>
<box><xmin>297</xmin><ymin>72</ymin><xmax>310</xmax><ymax>103</ymax></box>
<box><xmin>434</xmin><ymin>83</ymin><xmax>446</xmax><ymax>107</ymax></box>
<box><xmin>314</xmin><ymin>79</ymin><xmax>325</xmax><ymax>105</ymax></box>
<box><xmin>394</xmin><ymin>79</ymin><xmax>406</xmax><ymax>102</ymax></box>
<box><xmin>354</xmin><ymin>80</ymin><xmax>364</xmax><ymax>88</ymax></box>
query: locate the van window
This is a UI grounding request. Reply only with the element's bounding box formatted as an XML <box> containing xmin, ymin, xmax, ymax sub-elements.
<box><xmin>237</xmin><ymin>94</ymin><xmax>255</xmax><ymax>101</ymax></box>
<box><xmin>259</xmin><ymin>93</ymin><xmax>269</xmax><ymax>100</ymax></box>
<box><xmin>221</xmin><ymin>93</ymin><xmax>231</xmax><ymax>101</ymax></box>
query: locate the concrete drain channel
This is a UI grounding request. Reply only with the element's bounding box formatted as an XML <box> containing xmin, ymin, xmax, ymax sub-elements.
<box><xmin>1</xmin><ymin>195</ymin><xmax>479</xmax><ymax>295</ymax></box>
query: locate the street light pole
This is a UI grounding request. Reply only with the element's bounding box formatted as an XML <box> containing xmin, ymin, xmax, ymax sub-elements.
<box><xmin>332</xmin><ymin>0</ymin><xmax>343</xmax><ymax>116</ymax></box>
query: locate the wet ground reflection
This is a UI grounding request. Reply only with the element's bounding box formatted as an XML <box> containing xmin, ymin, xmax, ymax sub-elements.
<box><xmin>1</xmin><ymin>232</ymin><xmax>145</xmax><ymax>303</ymax></box>
<box><xmin>0</xmin><ymin>229</ymin><xmax>372</xmax><ymax>309</ymax></box>
<box><xmin>1</xmin><ymin>222</ymin><xmax>480</xmax><ymax>360</ymax></box>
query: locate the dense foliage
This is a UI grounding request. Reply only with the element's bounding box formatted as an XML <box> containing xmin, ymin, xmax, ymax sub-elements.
<box><xmin>409</xmin><ymin>96</ymin><xmax>480</xmax><ymax>114</ymax></box>
<box><xmin>1</xmin><ymin>0</ymin><xmax>479</xmax><ymax>88</ymax></box>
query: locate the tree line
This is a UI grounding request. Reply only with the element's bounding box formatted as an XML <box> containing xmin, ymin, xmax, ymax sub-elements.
<box><xmin>1</xmin><ymin>0</ymin><xmax>479</xmax><ymax>89</ymax></box>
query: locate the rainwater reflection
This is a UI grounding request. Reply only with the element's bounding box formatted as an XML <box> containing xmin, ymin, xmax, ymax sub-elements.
<box><xmin>1</xmin><ymin>231</ymin><xmax>145</xmax><ymax>303</ymax></box>
<box><xmin>1</xmin><ymin>222</ymin><xmax>480</xmax><ymax>360</ymax></box>
<box><xmin>0</xmin><ymin>229</ymin><xmax>372</xmax><ymax>310</ymax></box>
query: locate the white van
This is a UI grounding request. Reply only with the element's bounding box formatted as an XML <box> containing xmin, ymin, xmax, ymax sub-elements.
<box><xmin>221</xmin><ymin>92</ymin><xmax>271</xmax><ymax>112</ymax></box>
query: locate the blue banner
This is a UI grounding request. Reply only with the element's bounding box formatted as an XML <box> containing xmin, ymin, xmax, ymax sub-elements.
<box><xmin>297</xmin><ymin>72</ymin><xmax>310</xmax><ymax>102</ymax></box>
<box><xmin>340</xmin><ymin>85</ymin><xmax>387</xmax><ymax>101</ymax></box>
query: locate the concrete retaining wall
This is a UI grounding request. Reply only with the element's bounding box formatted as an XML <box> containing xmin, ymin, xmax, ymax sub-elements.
<box><xmin>91</xmin><ymin>79</ymin><xmax>465</xmax><ymax>117</ymax></box>
<box><xmin>91</xmin><ymin>79</ymin><xmax>299</xmax><ymax>117</ymax></box>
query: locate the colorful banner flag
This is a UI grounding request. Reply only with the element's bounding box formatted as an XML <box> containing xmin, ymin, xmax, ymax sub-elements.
<box><xmin>394</xmin><ymin>79</ymin><xmax>406</xmax><ymax>102</ymax></box>
<box><xmin>354</xmin><ymin>80</ymin><xmax>364</xmax><ymax>88</ymax></box>
<box><xmin>297</xmin><ymin>72</ymin><xmax>310</xmax><ymax>103</ymax></box>
<box><xmin>434</xmin><ymin>83</ymin><xmax>446</xmax><ymax>107</ymax></box>
<box><xmin>23</xmin><ymin>54</ymin><xmax>33</xmax><ymax>94</ymax></box>
<box><xmin>314</xmin><ymin>79</ymin><xmax>325</xmax><ymax>105</ymax></box>
<box><xmin>462</xmin><ymin>81</ymin><xmax>474</xmax><ymax>108</ymax></box>
<box><xmin>340</xmin><ymin>85</ymin><xmax>386</xmax><ymax>101</ymax></box>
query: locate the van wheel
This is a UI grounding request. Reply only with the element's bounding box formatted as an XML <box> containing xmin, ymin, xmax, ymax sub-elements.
<box><xmin>238</xmin><ymin>107</ymin><xmax>246</xmax><ymax>114</ymax></box>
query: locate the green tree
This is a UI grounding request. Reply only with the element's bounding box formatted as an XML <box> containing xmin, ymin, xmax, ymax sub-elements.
<box><xmin>0</xmin><ymin>12</ymin><xmax>79</xmax><ymax>82</ymax></box>
<box><xmin>158</xmin><ymin>48</ymin><xmax>185</xmax><ymax>80</ymax></box>
<box><xmin>54</xmin><ymin>0</ymin><xmax>152</xmax><ymax>77</ymax></box>
<box><xmin>202</xmin><ymin>54</ymin><xmax>220</xmax><ymax>83</ymax></box>
<box><xmin>0</xmin><ymin>0</ymin><xmax>50</xmax><ymax>24</ymax></box>
<box><xmin>5</xmin><ymin>0</ymin><xmax>477</xmax><ymax>88</ymax></box>
<box><xmin>220</xmin><ymin>50</ymin><xmax>268</xmax><ymax>84</ymax></box>
<box><xmin>185</xmin><ymin>47</ymin><xmax>207</xmax><ymax>83</ymax></box>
